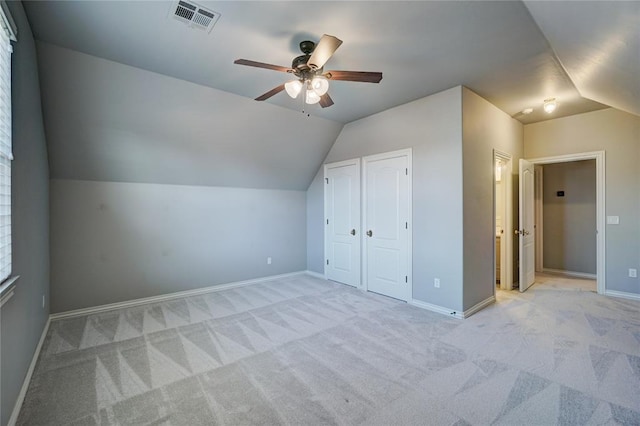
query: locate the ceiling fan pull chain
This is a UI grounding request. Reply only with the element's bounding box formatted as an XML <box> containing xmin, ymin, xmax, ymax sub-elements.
<box><xmin>301</xmin><ymin>87</ymin><xmax>306</xmax><ymax>115</ymax></box>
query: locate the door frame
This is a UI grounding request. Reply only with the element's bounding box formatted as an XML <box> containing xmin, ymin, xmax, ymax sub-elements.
<box><xmin>324</xmin><ymin>158</ymin><xmax>361</xmax><ymax>285</ymax></box>
<box><xmin>362</xmin><ymin>148</ymin><xmax>413</xmax><ymax>301</ymax></box>
<box><xmin>525</xmin><ymin>151</ymin><xmax>605</xmax><ymax>294</ymax></box>
<box><xmin>534</xmin><ymin>165</ymin><xmax>544</xmax><ymax>272</ymax></box>
<box><xmin>494</xmin><ymin>150</ymin><xmax>513</xmax><ymax>291</ymax></box>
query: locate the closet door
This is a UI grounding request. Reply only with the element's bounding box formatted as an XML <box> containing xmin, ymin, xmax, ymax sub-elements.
<box><xmin>363</xmin><ymin>150</ymin><xmax>411</xmax><ymax>301</ymax></box>
<box><xmin>324</xmin><ymin>159</ymin><xmax>361</xmax><ymax>287</ymax></box>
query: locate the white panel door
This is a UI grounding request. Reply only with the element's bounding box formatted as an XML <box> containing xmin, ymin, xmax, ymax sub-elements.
<box><xmin>519</xmin><ymin>159</ymin><xmax>536</xmax><ymax>292</ymax></box>
<box><xmin>324</xmin><ymin>160</ymin><xmax>361</xmax><ymax>287</ymax></box>
<box><xmin>364</xmin><ymin>152</ymin><xmax>411</xmax><ymax>301</ymax></box>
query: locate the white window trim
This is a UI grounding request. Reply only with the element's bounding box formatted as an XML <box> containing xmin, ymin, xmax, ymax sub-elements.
<box><xmin>0</xmin><ymin>1</ymin><xmax>17</xmax><ymax>42</ymax></box>
<box><xmin>0</xmin><ymin>0</ymin><xmax>16</xmax><ymax>298</ymax></box>
<box><xmin>0</xmin><ymin>274</ymin><xmax>18</xmax><ymax>307</ymax></box>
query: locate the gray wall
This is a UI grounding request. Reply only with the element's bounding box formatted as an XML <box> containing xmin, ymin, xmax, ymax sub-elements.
<box><xmin>542</xmin><ymin>161</ymin><xmax>596</xmax><ymax>274</ymax></box>
<box><xmin>0</xmin><ymin>2</ymin><xmax>50</xmax><ymax>425</ymax></box>
<box><xmin>50</xmin><ymin>179</ymin><xmax>307</xmax><ymax>313</ymax></box>
<box><xmin>461</xmin><ymin>88</ymin><xmax>523</xmax><ymax>309</ymax></box>
<box><xmin>307</xmin><ymin>86</ymin><xmax>524</xmax><ymax>313</ymax></box>
<box><xmin>524</xmin><ymin>108</ymin><xmax>640</xmax><ymax>295</ymax></box>
<box><xmin>306</xmin><ymin>167</ymin><xmax>325</xmax><ymax>274</ymax></box>
<box><xmin>37</xmin><ymin>39</ymin><xmax>316</xmax><ymax>314</ymax></box>
<box><xmin>308</xmin><ymin>87</ymin><xmax>465</xmax><ymax>311</ymax></box>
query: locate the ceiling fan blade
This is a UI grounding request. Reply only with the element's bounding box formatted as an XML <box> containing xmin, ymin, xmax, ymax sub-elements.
<box><xmin>255</xmin><ymin>84</ymin><xmax>285</xmax><ymax>101</ymax></box>
<box><xmin>325</xmin><ymin>70</ymin><xmax>383</xmax><ymax>83</ymax></box>
<box><xmin>307</xmin><ymin>34</ymin><xmax>343</xmax><ymax>70</ymax></box>
<box><xmin>234</xmin><ymin>59</ymin><xmax>293</xmax><ymax>73</ymax></box>
<box><xmin>319</xmin><ymin>93</ymin><xmax>334</xmax><ymax>108</ymax></box>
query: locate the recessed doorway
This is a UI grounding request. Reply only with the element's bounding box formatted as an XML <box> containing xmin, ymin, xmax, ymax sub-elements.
<box><xmin>519</xmin><ymin>151</ymin><xmax>605</xmax><ymax>294</ymax></box>
<box><xmin>494</xmin><ymin>150</ymin><xmax>513</xmax><ymax>291</ymax></box>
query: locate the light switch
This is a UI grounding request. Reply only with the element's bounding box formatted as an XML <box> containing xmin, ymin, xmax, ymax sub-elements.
<box><xmin>607</xmin><ymin>216</ymin><xmax>620</xmax><ymax>225</ymax></box>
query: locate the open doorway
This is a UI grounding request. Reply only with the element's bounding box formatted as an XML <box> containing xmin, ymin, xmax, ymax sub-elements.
<box><xmin>494</xmin><ymin>150</ymin><xmax>513</xmax><ymax>291</ymax></box>
<box><xmin>534</xmin><ymin>160</ymin><xmax>597</xmax><ymax>292</ymax></box>
<box><xmin>519</xmin><ymin>151</ymin><xmax>605</xmax><ymax>294</ymax></box>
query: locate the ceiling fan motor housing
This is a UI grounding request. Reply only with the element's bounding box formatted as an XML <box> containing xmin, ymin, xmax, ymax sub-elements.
<box><xmin>292</xmin><ymin>54</ymin><xmax>310</xmax><ymax>71</ymax></box>
<box><xmin>292</xmin><ymin>55</ymin><xmax>324</xmax><ymax>80</ymax></box>
<box><xmin>292</xmin><ymin>40</ymin><xmax>323</xmax><ymax>75</ymax></box>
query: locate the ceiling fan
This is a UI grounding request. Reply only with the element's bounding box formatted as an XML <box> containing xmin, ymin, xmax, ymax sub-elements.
<box><xmin>234</xmin><ymin>34</ymin><xmax>382</xmax><ymax>108</ymax></box>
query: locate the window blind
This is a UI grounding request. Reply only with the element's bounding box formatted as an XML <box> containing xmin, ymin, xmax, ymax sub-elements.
<box><xmin>0</xmin><ymin>14</ymin><xmax>12</xmax><ymax>283</ymax></box>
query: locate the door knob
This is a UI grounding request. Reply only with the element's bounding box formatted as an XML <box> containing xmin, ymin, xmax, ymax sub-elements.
<box><xmin>367</xmin><ymin>230</ymin><xmax>373</xmax><ymax>237</ymax></box>
<box><xmin>350</xmin><ymin>229</ymin><xmax>356</xmax><ymax>236</ymax></box>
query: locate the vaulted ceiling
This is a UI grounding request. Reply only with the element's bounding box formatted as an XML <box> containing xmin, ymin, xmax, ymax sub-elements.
<box><xmin>524</xmin><ymin>1</ymin><xmax>639</xmax><ymax>118</ymax></box>
<box><xmin>22</xmin><ymin>1</ymin><xmax>639</xmax><ymax>189</ymax></box>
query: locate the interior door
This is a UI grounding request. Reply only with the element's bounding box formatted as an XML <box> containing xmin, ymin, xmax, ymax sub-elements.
<box><xmin>519</xmin><ymin>158</ymin><xmax>535</xmax><ymax>292</ymax></box>
<box><xmin>364</xmin><ymin>152</ymin><xmax>410</xmax><ymax>301</ymax></box>
<box><xmin>324</xmin><ymin>160</ymin><xmax>361</xmax><ymax>287</ymax></box>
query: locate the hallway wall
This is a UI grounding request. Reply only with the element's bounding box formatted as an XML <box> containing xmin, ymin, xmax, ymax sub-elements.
<box><xmin>525</xmin><ymin>108</ymin><xmax>640</xmax><ymax>296</ymax></box>
<box><xmin>542</xmin><ymin>160</ymin><xmax>596</xmax><ymax>275</ymax></box>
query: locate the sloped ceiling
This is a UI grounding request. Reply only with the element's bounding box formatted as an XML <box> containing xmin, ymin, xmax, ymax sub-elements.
<box><xmin>22</xmin><ymin>1</ymin><xmax>638</xmax><ymax>190</ymax></box>
<box><xmin>36</xmin><ymin>42</ymin><xmax>343</xmax><ymax>190</ymax></box>
<box><xmin>524</xmin><ymin>1</ymin><xmax>640</xmax><ymax>116</ymax></box>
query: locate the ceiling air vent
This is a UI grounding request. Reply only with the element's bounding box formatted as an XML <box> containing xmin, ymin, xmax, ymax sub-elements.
<box><xmin>170</xmin><ymin>1</ymin><xmax>220</xmax><ymax>33</ymax></box>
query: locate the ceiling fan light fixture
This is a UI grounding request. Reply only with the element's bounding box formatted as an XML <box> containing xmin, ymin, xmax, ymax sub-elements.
<box><xmin>310</xmin><ymin>75</ymin><xmax>329</xmax><ymax>96</ymax></box>
<box><xmin>233</xmin><ymin>34</ymin><xmax>382</xmax><ymax>108</ymax></box>
<box><xmin>543</xmin><ymin>98</ymin><xmax>557</xmax><ymax>114</ymax></box>
<box><xmin>284</xmin><ymin>80</ymin><xmax>303</xmax><ymax>98</ymax></box>
<box><xmin>305</xmin><ymin>89</ymin><xmax>321</xmax><ymax>105</ymax></box>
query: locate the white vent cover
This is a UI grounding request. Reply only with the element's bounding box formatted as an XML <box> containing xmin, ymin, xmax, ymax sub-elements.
<box><xmin>170</xmin><ymin>1</ymin><xmax>220</xmax><ymax>33</ymax></box>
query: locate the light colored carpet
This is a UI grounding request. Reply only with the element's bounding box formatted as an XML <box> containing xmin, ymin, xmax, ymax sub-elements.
<box><xmin>17</xmin><ymin>274</ymin><xmax>640</xmax><ymax>425</ymax></box>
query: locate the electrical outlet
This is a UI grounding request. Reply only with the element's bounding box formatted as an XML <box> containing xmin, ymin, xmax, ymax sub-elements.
<box><xmin>267</xmin><ymin>257</ymin><xmax>272</xmax><ymax>265</ymax></box>
<box><xmin>434</xmin><ymin>278</ymin><xmax>440</xmax><ymax>288</ymax></box>
<box><xmin>630</xmin><ymin>268</ymin><xmax>637</xmax><ymax>278</ymax></box>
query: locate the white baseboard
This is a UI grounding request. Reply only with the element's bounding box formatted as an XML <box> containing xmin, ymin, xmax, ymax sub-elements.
<box><xmin>542</xmin><ymin>268</ymin><xmax>596</xmax><ymax>280</ymax></box>
<box><xmin>462</xmin><ymin>295</ymin><xmax>495</xmax><ymax>318</ymax></box>
<box><xmin>305</xmin><ymin>270</ymin><xmax>326</xmax><ymax>280</ymax></box>
<box><xmin>409</xmin><ymin>298</ymin><xmax>463</xmax><ymax>319</ymax></box>
<box><xmin>409</xmin><ymin>294</ymin><xmax>495</xmax><ymax>319</ymax></box>
<box><xmin>8</xmin><ymin>317</ymin><xmax>50</xmax><ymax>426</ymax></box>
<box><xmin>605</xmin><ymin>290</ymin><xmax>640</xmax><ymax>302</ymax></box>
<box><xmin>50</xmin><ymin>271</ymin><xmax>307</xmax><ymax>320</ymax></box>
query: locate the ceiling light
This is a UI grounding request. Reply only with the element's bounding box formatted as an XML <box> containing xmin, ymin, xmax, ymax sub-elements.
<box><xmin>286</xmin><ymin>77</ymin><xmax>328</xmax><ymax>105</ymax></box>
<box><xmin>522</xmin><ymin>108</ymin><xmax>533</xmax><ymax>115</ymax></box>
<box><xmin>284</xmin><ymin>80</ymin><xmax>303</xmax><ymax>98</ymax></box>
<box><xmin>310</xmin><ymin>75</ymin><xmax>329</xmax><ymax>96</ymax></box>
<box><xmin>305</xmin><ymin>89</ymin><xmax>321</xmax><ymax>105</ymax></box>
<box><xmin>543</xmin><ymin>98</ymin><xmax>557</xmax><ymax>114</ymax></box>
